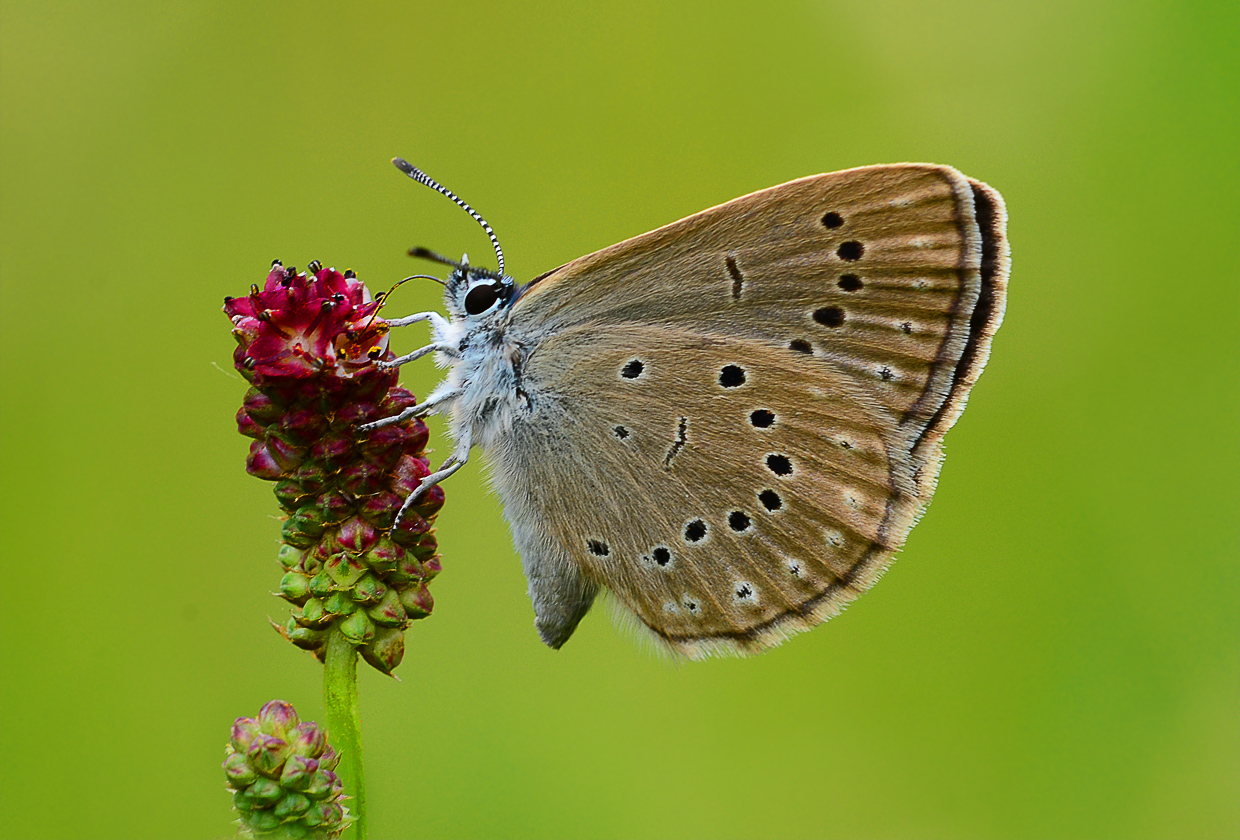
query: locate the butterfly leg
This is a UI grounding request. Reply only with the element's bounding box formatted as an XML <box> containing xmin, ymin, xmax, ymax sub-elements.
<box><xmin>358</xmin><ymin>386</ymin><xmax>462</xmax><ymax>432</ymax></box>
<box><xmin>384</xmin><ymin>311</ymin><xmax>451</xmax><ymax>330</ymax></box>
<box><xmin>375</xmin><ymin>312</ymin><xmax>459</xmax><ymax>369</ymax></box>
<box><xmin>393</xmin><ymin>426</ymin><xmax>472</xmax><ymax>527</ymax></box>
<box><xmin>376</xmin><ymin>341</ymin><xmax>459</xmax><ymax>370</ymax></box>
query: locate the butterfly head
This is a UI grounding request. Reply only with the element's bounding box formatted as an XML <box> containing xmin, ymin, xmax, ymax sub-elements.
<box><xmin>445</xmin><ymin>255</ymin><xmax>516</xmax><ymax>322</ymax></box>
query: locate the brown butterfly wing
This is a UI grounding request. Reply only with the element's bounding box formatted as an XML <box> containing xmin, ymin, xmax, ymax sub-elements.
<box><xmin>495</xmin><ymin>165</ymin><xmax>1008</xmax><ymax>656</ymax></box>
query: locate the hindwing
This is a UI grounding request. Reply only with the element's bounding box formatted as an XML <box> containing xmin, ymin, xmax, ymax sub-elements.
<box><xmin>490</xmin><ymin>164</ymin><xmax>1008</xmax><ymax>655</ymax></box>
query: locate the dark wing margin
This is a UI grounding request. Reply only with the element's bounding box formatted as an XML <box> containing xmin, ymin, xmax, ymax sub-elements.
<box><xmin>908</xmin><ymin>177</ymin><xmax>1009</xmax><ymax>468</ymax></box>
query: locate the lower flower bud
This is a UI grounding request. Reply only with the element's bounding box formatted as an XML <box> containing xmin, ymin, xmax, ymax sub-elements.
<box><xmin>223</xmin><ymin>699</ymin><xmax>351</xmax><ymax>838</ymax></box>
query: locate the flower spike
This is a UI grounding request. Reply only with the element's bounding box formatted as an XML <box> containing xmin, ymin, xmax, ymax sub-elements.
<box><xmin>225</xmin><ymin>262</ymin><xmax>445</xmax><ymax>674</ymax></box>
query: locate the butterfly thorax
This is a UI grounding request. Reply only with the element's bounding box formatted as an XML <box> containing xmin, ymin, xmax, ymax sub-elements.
<box><xmin>434</xmin><ymin>269</ymin><xmax>530</xmax><ymax>451</ymax></box>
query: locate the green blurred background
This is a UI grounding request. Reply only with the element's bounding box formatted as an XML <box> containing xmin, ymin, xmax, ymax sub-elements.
<box><xmin>2</xmin><ymin>1</ymin><xmax>1236</xmax><ymax>838</ymax></box>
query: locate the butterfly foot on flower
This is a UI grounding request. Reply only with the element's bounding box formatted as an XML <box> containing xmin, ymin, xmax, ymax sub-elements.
<box><xmin>394</xmin><ymin>450</ymin><xmax>468</xmax><ymax>529</ymax></box>
<box><xmin>359</xmin><ymin>386</ymin><xmax>460</xmax><ymax>433</ymax></box>
<box><xmin>376</xmin><ymin>341</ymin><xmax>460</xmax><ymax>372</ymax></box>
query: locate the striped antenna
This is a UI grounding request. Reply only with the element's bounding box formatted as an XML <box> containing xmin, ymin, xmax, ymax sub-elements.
<box><xmin>392</xmin><ymin>157</ymin><xmax>505</xmax><ymax>278</ymax></box>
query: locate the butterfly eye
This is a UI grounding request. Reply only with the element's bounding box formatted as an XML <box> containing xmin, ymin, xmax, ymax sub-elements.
<box><xmin>464</xmin><ymin>282</ymin><xmax>501</xmax><ymax>315</ymax></box>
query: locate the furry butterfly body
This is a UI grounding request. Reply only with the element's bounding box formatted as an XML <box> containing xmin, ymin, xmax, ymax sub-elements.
<box><xmin>372</xmin><ymin>161</ymin><xmax>1008</xmax><ymax>658</ymax></box>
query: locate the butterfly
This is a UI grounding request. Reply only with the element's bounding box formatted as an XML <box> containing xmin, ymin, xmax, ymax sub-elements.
<box><xmin>363</xmin><ymin>158</ymin><xmax>1008</xmax><ymax>658</ymax></box>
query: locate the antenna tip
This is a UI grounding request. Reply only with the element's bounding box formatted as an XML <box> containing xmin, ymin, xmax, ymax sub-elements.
<box><xmin>392</xmin><ymin>157</ymin><xmax>414</xmax><ymax>173</ymax></box>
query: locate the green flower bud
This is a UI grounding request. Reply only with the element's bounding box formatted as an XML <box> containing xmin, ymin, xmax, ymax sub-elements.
<box><xmin>303</xmin><ymin>768</ymin><xmax>341</xmax><ymax>801</ymax></box>
<box><xmin>289</xmin><ymin>723</ymin><xmax>327</xmax><ymax>758</ymax></box>
<box><xmin>247</xmin><ymin>775</ymin><xmax>285</xmax><ymax>806</ymax></box>
<box><xmin>258</xmin><ymin>700</ymin><xmax>300</xmax><ymax>738</ymax></box>
<box><xmin>280</xmin><ymin>755</ymin><xmax>319</xmax><ymax>791</ymax></box>
<box><xmin>272</xmin><ymin>479</ymin><xmax>305</xmax><ymax>510</ymax></box>
<box><xmin>297</xmin><ymin>598</ymin><xmax>329</xmax><ymax>627</ymax></box>
<box><xmin>339</xmin><ymin>609</ymin><xmax>376</xmax><ymax>645</ymax></box>
<box><xmin>286</xmin><ymin>623</ymin><xmax>327</xmax><ymax>651</ymax></box>
<box><xmin>400</xmin><ymin>582</ymin><xmax>434</xmax><ymax>620</ymax></box>
<box><xmin>351</xmin><ymin>573</ymin><xmax>386</xmax><ymax>605</ymax></box>
<box><xmin>276</xmin><ymin>543</ymin><xmax>304</xmax><ymax>571</ymax></box>
<box><xmin>421</xmin><ymin>553</ymin><xmax>441</xmax><ymax>580</ymax></box>
<box><xmin>282</xmin><ymin>518</ymin><xmax>318</xmax><ymax>550</ymax></box>
<box><xmin>337</xmin><ymin>516</ymin><xmax>377</xmax><ymax>553</ymax></box>
<box><xmin>275</xmin><ymin>791</ymin><xmax>313</xmax><ymax>819</ymax></box>
<box><xmin>230</xmin><ymin>717</ymin><xmax>262</xmax><ymax>754</ymax></box>
<box><xmin>361</xmin><ymin>626</ymin><xmax>406</xmax><ymax>674</ymax></box>
<box><xmin>247</xmin><ymin>734</ymin><xmax>290</xmax><ymax>778</ymax></box>
<box><xmin>308</xmin><ymin>571</ymin><xmax>333</xmax><ymax>599</ymax></box>
<box><xmin>366</xmin><ymin>587</ymin><xmax>406</xmax><ymax>627</ymax></box>
<box><xmin>304</xmin><ymin>800</ymin><xmax>345</xmax><ymax>829</ymax></box>
<box><xmin>316</xmin><ymin>492</ymin><xmax>353</xmax><ymax>525</ymax></box>
<box><xmin>318</xmin><ymin>745</ymin><xmax>340</xmax><ymax>772</ymax></box>
<box><xmin>223</xmin><ymin>752</ymin><xmax>258</xmax><ymax>788</ymax></box>
<box><xmin>280</xmin><ymin>571</ymin><xmax>312</xmax><ymax>604</ymax></box>
<box><xmin>222</xmin><ymin>698</ymin><xmax>350</xmax><ymax>839</ymax></box>
<box><xmin>362</xmin><ymin>537</ymin><xmax>404</xmax><ymax>576</ymax></box>
<box><xmin>324</xmin><ymin>554</ymin><xmax>366</xmax><ymax>589</ymax></box>
<box><xmin>322</xmin><ymin>592</ymin><xmax>356</xmax><ymax>617</ymax></box>
<box><xmin>287</xmin><ymin>507</ymin><xmax>327</xmax><ymax>542</ymax></box>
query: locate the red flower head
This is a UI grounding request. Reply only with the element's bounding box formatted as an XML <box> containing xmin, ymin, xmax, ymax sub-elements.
<box><xmin>225</xmin><ymin>261</ymin><xmax>390</xmax><ymax>381</ymax></box>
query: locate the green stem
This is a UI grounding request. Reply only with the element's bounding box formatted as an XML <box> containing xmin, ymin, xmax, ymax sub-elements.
<box><xmin>324</xmin><ymin>628</ymin><xmax>366</xmax><ymax>840</ymax></box>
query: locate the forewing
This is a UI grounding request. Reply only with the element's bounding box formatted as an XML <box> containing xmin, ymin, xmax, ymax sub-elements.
<box><xmin>499</xmin><ymin>165</ymin><xmax>1008</xmax><ymax>656</ymax></box>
